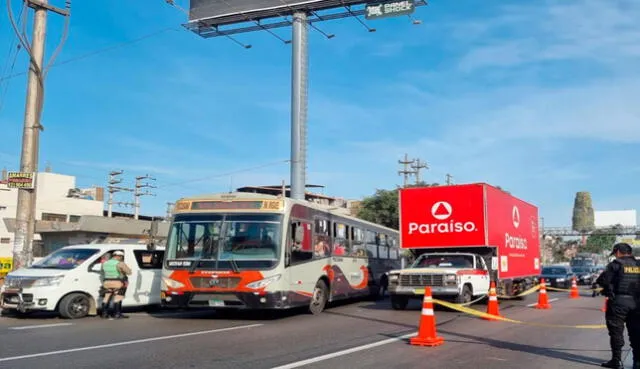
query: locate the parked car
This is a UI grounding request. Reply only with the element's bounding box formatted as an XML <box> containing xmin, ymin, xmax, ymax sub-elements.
<box><xmin>0</xmin><ymin>243</ymin><xmax>164</xmax><ymax>319</ymax></box>
<box><xmin>571</xmin><ymin>266</ymin><xmax>597</xmax><ymax>285</ymax></box>
<box><xmin>539</xmin><ymin>265</ymin><xmax>575</xmax><ymax>289</ymax></box>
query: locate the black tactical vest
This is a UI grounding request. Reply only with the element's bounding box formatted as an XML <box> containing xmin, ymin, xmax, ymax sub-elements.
<box><xmin>613</xmin><ymin>257</ymin><xmax>640</xmax><ymax>296</ymax></box>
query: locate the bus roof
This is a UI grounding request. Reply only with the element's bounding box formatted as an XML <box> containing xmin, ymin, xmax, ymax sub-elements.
<box><xmin>173</xmin><ymin>192</ymin><xmax>398</xmax><ymax>233</ymax></box>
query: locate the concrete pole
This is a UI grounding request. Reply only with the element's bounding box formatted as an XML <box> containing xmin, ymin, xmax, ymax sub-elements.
<box><xmin>12</xmin><ymin>2</ymin><xmax>48</xmax><ymax>270</ymax></box>
<box><xmin>290</xmin><ymin>11</ymin><xmax>308</xmax><ymax>201</ymax></box>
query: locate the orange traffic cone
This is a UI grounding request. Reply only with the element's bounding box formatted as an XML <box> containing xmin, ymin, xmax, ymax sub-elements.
<box><xmin>483</xmin><ymin>281</ymin><xmax>501</xmax><ymax>321</ymax></box>
<box><xmin>569</xmin><ymin>277</ymin><xmax>580</xmax><ymax>299</ymax></box>
<box><xmin>410</xmin><ymin>287</ymin><xmax>444</xmax><ymax>347</ymax></box>
<box><xmin>601</xmin><ymin>297</ymin><xmax>608</xmax><ymax>312</ymax></box>
<box><xmin>534</xmin><ymin>279</ymin><xmax>551</xmax><ymax>309</ymax></box>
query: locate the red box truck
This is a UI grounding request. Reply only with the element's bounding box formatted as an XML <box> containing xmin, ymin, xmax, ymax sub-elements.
<box><xmin>387</xmin><ymin>183</ymin><xmax>541</xmax><ymax>310</ymax></box>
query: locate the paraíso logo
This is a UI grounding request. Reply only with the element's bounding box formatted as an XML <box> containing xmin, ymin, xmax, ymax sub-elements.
<box><xmin>407</xmin><ymin>201</ymin><xmax>478</xmax><ymax>235</ymax></box>
<box><xmin>505</xmin><ymin>205</ymin><xmax>528</xmax><ymax>249</ymax></box>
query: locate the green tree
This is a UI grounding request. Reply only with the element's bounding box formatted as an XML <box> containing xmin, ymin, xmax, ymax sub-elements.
<box><xmin>582</xmin><ymin>224</ymin><xmax>622</xmax><ymax>254</ymax></box>
<box><xmin>356</xmin><ymin>189</ymin><xmax>399</xmax><ymax>229</ymax></box>
<box><xmin>572</xmin><ymin>191</ymin><xmax>595</xmax><ymax>233</ymax></box>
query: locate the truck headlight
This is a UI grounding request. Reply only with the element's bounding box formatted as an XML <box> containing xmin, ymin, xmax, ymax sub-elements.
<box><xmin>32</xmin><ymin>276</ymin><xmax>64</xmax><ymax>287</ymax></box>
<box><xmin>162</xmin><ymin>277</ymin><xmax>185</xmax><ymax>289</ymax></box>
<box><xmin>445</xmin><ymin>274</ymin><xmax>457</xmax><ymax>285</ymax></box>
<box><xmin>389</xmin><ymin>274</ymin><xmax>399</xmax><ymax>283</ymax></box>
<box><xmin>246</xmin><ymin>274</ymin><xmax>281</xmax><ymax>289</ymax></box>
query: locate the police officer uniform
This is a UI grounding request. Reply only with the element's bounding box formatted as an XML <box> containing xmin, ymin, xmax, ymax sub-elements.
<box><xmin>100</xmin><ymin>250</ymin><xmax>132</xmax><ymax>319</ymax></box>
<box><xmin>600</xmin><ymin>243</ymin><xmax>640</xmax><ymax>369</ymax></box>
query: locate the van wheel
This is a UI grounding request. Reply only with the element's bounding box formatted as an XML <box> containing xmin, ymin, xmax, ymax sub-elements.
<box><xmin>309</xmin><ymin>280</ymin><xmax>328</xmax><ymax>315</ymax></box>
<box><xmin>59</xmin><ymin>293</ymin><xmax>91</xmax><ymax>319</ymax></box>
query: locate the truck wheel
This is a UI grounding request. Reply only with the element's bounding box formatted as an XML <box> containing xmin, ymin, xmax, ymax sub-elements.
<box><xmin>58</xmin><ymin>293</ymin><xmax>91</xmax><ymax>319</ymax></box>
<box><xmin>457</xmin><ymin>285</ymin><xmax>472</xmax><ymax>304</ymax></box>
<box><xmin>309</xmin><ymin>280</ymin><xmax>328</xmax><ymax>315</ymax></box>
<box><xmin>391</xmin><ymin>295</ymin><xmax>409</xmax><ymax>310</ymax></box>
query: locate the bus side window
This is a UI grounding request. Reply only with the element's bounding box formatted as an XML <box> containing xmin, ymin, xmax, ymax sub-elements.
<box><xmin>332</xmin><ymin>223</ymin><xmax>348</xmax><ymax>256</ymax></box>
<box><xmin>290</xmin><ymin>221</ymin><xmax>313</xmax><ymax>264</ymax></box>
<box><xmin>377</xmin><ymin>233</ymin><xmax>389</xmax><ymax>259</ymax></box>
<box><xmin>351</xmin><ymin>227</ymin><xmax>366</xmax><ymax>258</ymax></box>
<box><xmin>365</xmin><ymin>230</ymin><xmax>377</xmax><ymax>258</ymax></box>
<box><xmin>313</xmin><ymin>219</ymin><xmax>331</xmax><ymax>259</ymax></box>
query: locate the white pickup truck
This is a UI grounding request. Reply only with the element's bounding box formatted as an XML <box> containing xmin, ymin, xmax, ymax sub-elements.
<box><xmin>387</xmin><ymin>252</ymin><xmax>491</xmax><ymax>310</ymax></box>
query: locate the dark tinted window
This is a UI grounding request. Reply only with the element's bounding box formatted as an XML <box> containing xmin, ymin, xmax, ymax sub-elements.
<box><xmin>133</xmin><ymin>250</ymin><xmax>165</xmax><ymax>269</ymax></box>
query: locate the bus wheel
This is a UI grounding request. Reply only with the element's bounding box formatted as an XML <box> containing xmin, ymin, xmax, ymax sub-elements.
<box><xmin>309</xmin><ymin>280</ymin><xmax>328</xmax><ymax>315</ymax></box>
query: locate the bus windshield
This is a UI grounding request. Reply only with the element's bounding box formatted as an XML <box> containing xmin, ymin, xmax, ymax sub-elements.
<box><xmin>166</xmin><ymin>213</ymin><xmax>283</xmax><ymax>270</ymax></box>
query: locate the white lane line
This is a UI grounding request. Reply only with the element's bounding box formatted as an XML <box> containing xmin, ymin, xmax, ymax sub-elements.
<box><xmin>9</xmin><ymin>323</ymin><xmax>73</xmax><ymax>331</ymax></box>
<box><xmin>0</xmin><ymin>323</ymin><xmax>263</xmax><ymax>362</ymax></box>
<box><xmin>526</xmin><ymin>298</ymin><xmax>559</xmax><ymax>307</ymax></box>
<box><xmin>271</xmin><ymin>332</ymin><xmax>417</xmax><ymax>369</ymax></box>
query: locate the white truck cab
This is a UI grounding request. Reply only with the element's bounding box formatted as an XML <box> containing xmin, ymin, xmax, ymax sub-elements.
<box><xmin>387</xmin><ymin>252</ymin><xmax>491</xmax><ymax>310</ymax></box>
<box><xmin>1</xmin><ymin>243</ymin><xmax>165</xmax><ymax>319</ymax></box>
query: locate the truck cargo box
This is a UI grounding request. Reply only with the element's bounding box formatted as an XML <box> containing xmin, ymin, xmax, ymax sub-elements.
<box><xmin>399</xmin><ymin>183</ymin><xmax>541</xmax><ymax>280</ymax></box>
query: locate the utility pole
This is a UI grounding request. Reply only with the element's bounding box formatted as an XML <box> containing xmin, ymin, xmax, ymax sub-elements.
<box><xmin>107</xmin><ymin>170</ymin><xmax>133</xmax><ymax>217</ymax></box>
<box><xmin>445</xmin><ymin>173</ymin><xmax>454</xmax><ymax>185</ymax></box>
<box><xmin>134</xmin><ymin>174</ymin><xmax>156</xmax><ymax>220</ymax></box>
<box><xmin>411</xmin><ymin>158</ymin><xmax>429</xmax><ymax>185</ymax></box>
<box><xmin>12</xmin><ymin>0</ymin><xmax>70</xmax><ymax>270</ymax></box>
<box><xmin>165</xmin><ymin>202</ymin><xmax>175</xmax><ymax>220</ymax></box>
<box><xmin>397</xmin><ymin>153</ymin><xmax>416</xmax><ymax>188</ymax></box>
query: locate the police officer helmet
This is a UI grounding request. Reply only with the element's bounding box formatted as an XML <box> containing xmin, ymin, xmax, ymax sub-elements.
<box><xmin>112</xmin><ymin>250</ymin><xmax>125</xmax><ymax>257</ymax></box>
<box><xmin>609</xmin><ymin>243</ymin><xmax>633</xmax><ymax>256</ymax></box>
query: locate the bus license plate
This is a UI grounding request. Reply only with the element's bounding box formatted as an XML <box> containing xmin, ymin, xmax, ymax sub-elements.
<box><xmin>208</xmin><ymin>299</ymin><xmax>224</xmax><ymax>307</ymax></box>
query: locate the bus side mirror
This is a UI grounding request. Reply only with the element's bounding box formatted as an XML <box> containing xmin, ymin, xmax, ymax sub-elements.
<box><xmin>294</xmin><ymin>226</ymin><xmax>304</xmax><ymax>244</ymax></box>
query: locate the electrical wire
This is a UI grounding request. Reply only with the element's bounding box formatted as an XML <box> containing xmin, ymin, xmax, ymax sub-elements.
<box><xmin>0</xmin><ymin>3</ymin><xmax>24</xmax><ymax>113</ymax></box>
<box><xmin>0</xmin><ymin>27</ymin><xmax>179</xmax><ymax>83</ymax></box>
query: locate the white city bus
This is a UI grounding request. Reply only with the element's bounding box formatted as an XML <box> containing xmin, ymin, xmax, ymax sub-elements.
<box><xmin>160</xmin><ymin>192</ymin><xmax>400</xmax><ymax>314</ymax></box>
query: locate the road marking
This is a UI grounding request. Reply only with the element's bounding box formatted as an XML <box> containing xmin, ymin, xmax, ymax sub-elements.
<box><xmin>0</xmin><ymin>323</ymin><xmax>263</xmax><ymax>362</ymax></box>
<box><xmin>9</xmin><ymin>323</ymin><xmax>73</xmax><ymax>331</ymax></box>
<box><xmin>271</xmin><ymin>332</ymin><xmax>417</xmax><ymax>369</ymax></box>
<box><xmin>526</xmin><ymin>298</ymin><xmax>559</xmax><ymax>307</ymax></box>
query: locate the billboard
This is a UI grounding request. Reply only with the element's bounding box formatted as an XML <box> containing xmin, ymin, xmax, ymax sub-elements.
<box><xmin>6</xmin><ymin>172</ymin><xmax>34</xmax><ymax>189</ymax></box>
<box><xmin>189</xmin><ymin>0</ymin><xmax>372</xmax><ymax>26</ymax></box>
<box><xmin>485</xmin><ymin>185</ymin><xmax>541</xmax><ymax>279</ymax></box>
<box><xmin>399</xmin><ymin>184</ymin><xmax>487</xmax><ymax>249</ymax></box>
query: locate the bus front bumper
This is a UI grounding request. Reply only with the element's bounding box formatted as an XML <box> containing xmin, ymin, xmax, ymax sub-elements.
<box><xmin>160</xmin><ymin>291</ymin><xmax>299</xmax><ymax>310</ymax></box>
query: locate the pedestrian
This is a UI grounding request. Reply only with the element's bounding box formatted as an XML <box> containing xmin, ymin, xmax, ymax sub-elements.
<box><xmin>100</xmin><ymin>250</ymin><xmax>132</xmax><ymax>320</ymax></box>
<box><xmin>599</xmin><ymin>242</ymin><xmax>640</xmax><ymax>369</ymax></box>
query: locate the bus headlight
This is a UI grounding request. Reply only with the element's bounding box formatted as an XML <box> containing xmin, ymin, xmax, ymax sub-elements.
<box><xmin>162</xmin><ymin>277</ymin><xmax>185</xmax><ymax>289</ymax></box>
<box><xmin>246</xmin><ymin>274</ymin><xmax>281</xmax><ymax>289</ymax></box>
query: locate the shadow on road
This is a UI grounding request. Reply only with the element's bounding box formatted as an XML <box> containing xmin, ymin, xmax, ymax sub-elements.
<box><xmin>438</xmin><ymin>329</ymin><xmax>606</xmax><ymax>366</ymax></box>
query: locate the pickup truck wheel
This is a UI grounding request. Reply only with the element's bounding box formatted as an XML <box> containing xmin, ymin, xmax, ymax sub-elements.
<box><xmin>58</xmin><ymin>293</ymin><xmax>91</xmax><ymax>319</ymax></box>
<box><xmin>457</xmin><ymin>285</ymin><xmax>472</xmax><ymax>304</ymax></box>
<box><xmin>391</xmin><ymin>295</ymin><xmax>409</xmax><ymax>310</ymax></box>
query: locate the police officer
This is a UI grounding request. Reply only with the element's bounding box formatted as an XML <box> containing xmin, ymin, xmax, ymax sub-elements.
<box><xmin>100</xmin><ymin>250</ymin><xmax>132</xmax><ymax>319</ymax></box>
<box><xmin>600</xmin><ymin>243</ymin><xmax>640</xmax><ymax>369</ymax></box>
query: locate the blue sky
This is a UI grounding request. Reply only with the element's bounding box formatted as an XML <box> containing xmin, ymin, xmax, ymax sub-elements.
<box><xmin>0</xmin><ymin>0</ymin><xmax>639</xmax><ymax>227</ymax></box>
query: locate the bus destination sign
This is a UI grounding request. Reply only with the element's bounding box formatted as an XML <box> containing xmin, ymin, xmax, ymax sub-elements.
<box><xmin>365</xmin><ymin>0</ymin><xmax>415</xmax><ymax>20</ymax></box>
<box><xmin>189</xmin><ymin>200</ymin><xmax>283</xmax><ymax>211</ymax></box>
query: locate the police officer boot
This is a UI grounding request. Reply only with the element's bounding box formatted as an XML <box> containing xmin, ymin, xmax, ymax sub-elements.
<box><xmin>601</xmin><ymin>358</ymin><xmax>623</xmax><ymax>369</ymax></box>
<box><xmin>115</xmin><ymin>301</ymin><xmax>128</xmax><ymax>319</ymax></box>
<box><xmin>100</xmin><ymin>302</ymin><xmax>109</xmax><ymax>319</ymax></box>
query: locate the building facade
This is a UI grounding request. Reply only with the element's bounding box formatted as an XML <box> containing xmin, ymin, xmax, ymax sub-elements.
<box><xmin>0</xmin><ymin>171</ymin><xmax>104</xmax><ymax>257</ymax></box>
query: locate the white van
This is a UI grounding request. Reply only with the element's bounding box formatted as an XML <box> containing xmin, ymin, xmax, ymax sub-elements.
<box><xmin>0</xmin><ymin>243</ymin><xmax>165</xmax><ymax>319</ymax></box>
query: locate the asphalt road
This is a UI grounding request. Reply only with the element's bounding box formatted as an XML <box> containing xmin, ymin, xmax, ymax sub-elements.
<box><xmin>0</xmin><ymin>289</ymin><xmax>629</xmax><ymax>369</ymax></box>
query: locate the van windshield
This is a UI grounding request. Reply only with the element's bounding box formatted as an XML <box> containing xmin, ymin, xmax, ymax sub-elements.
<box><xmin>31</xmin><ymin>248</ymin><xmax>99</xmax><ymax>270</ymax></box>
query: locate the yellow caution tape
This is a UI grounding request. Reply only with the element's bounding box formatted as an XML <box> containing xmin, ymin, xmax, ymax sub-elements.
<box><xmin>432</xmin><ymin>298</ymin><xmax>606</xmax><ymax>329</ymax></box>
<box><xmin>496</xmin><ymin>284</ymin><xmax>541</xmax><ymax>299</ymax></box>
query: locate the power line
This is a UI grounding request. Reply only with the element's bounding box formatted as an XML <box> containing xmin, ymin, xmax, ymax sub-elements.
<box><xmin>0</xmin><ymin>27</ymin><xmax>179</xmax><ymax>83</ymax></box>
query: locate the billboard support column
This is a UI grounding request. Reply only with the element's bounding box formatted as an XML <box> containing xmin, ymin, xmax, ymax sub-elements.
<box><xmin>290</xmin><ymin>11</ymin><xmax>308</xmax><ymax>201</ymax></box>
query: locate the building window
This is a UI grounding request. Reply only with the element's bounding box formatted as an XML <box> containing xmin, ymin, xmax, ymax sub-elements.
<box><xmin>41</xmin><ymin>213</ymin><xmax>66</xmax><ymax>222</ymax></box>
<box><xmin>69</xmin><ymin>215</ymin><xmax>81</xmax><ymax>223</ymax></box>
<box><xmin>0</xmin><ymin>238</ymin><xmax>10</xmax><ymax>244</ymax></box>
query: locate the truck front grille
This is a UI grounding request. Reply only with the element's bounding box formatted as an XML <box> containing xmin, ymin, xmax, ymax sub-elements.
<box><xmin>399</xmin><ymin>274</ymin><xmax>444</xmax><ymax>287</ymax></box>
